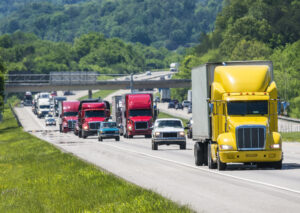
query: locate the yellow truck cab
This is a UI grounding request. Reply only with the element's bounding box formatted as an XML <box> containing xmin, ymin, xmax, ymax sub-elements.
<box><xmin>192</xmin><ymin>61</ymin><xmax>282</xmax><ymax>170</ymax></box>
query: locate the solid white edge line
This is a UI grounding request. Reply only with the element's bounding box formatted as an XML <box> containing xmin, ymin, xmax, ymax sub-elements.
<box><xmin>103</xmin><ymin>142</ymin><xmax>300</xmax><ymax>195</ymax></box>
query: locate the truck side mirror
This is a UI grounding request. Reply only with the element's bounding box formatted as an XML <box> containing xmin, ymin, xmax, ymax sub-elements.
<box><xmin>209</xmin><ymin>103</ymin><xmax>214</xmax><ymax>114</ymax></box>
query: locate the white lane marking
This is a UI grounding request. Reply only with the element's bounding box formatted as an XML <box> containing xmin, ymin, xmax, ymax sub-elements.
<box><xmin>103</xmin><ymin>143</ymin><xmax>300</xmax><ymax>195</ymax></box>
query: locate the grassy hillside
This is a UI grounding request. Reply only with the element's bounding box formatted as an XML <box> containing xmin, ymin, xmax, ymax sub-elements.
<box><xmin>0</xmin><ymin>0</ymin><xmax>223</xmax><ymax>50</ymax></box>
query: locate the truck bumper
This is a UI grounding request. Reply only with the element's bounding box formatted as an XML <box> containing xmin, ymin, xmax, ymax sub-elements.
<box><xmin>100</xmin><ymin>134</ymin><xmax>119</xmax><ymax>139</ymax></box>
<box><xmin>153</xmin><ymin>138</ymin><xmax>186</xmax><ymax>145</ymax></box>
<box><xmin>129</xmin><ymin>129</ymin><xmax>152</xmax><ymax>136</ymax></box>
<box><xmin>219</xmin><ymin>150</ymin><xmax>282</xmax><ymax>163</ymax></box>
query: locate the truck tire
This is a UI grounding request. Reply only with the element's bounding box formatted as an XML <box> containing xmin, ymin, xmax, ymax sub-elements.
<box><xmin>152</xmin><ymin>142</ymin><xmax>158</xmax><ymax>150</ymax></box>
<box><xmin>98</xmin><ymin>136</ymin><xmax>102</xmax><ymax>141</ymax></box>
<box><xmin>82</xmin><ymin>130</ymin><xmax>87</xmax><ymax>139</ymax></box>
<box><xmin>180</xmin><ymin>143</ymin><xmax>186</xmax><ymax>150</ymax></box>
<box><xmin>217</xmin><ymin>150</ymin><xmax>226</xmax><ymax>171</ymax></box>
<box><xmin>59</xmin><ymin>124</ymin><xmax>62</xmax><ymax>132</ymax></box>
<box><xmin>203</xmin><ymin>142</ymin><xmax>208</xmax><ymax>166</ymax></box>
<box><xmin>208</xmin><ymin>143</ymin><xmax>217</xmax><ymax>169</ymax></box>
<box><xmin>129</xmin><ymin>135</ymin><xmax>133</xmax><ymax>138</ymax></box>
<box><xmin>78</xmin><ymin>129</ymin><xmax>82</xmax><ymax>138</ymax></box>
<box><xmin>273</xmin><ymin>160</ymin><xmax>282</xmax><ymax>169</ymax></box>
<box><xmin>115</xmin><ymin>137</ymin><xmax>120</xmax><ymax>141</ymax></box>
<box><xmin>194</xmin><ymin>142</ymin><xmax>204</xmax><ymax>166</ymax></box>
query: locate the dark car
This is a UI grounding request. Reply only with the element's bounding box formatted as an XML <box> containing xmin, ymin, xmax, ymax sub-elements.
<box><xmin>168</xmin><ymin>101</ymin><xmax>175</xmax><ymax>109</ymax></box>
<box><xmin>172</xmin><ymin>99</ymin><xmax>179</xmax><ymax>105</ymax></box>
<box><xmin>188</xmin><ymin>104</ymin><xmax>192</xmax><ymax>114</ymax></box>
<box><xmin>175</xmin><ymin>103</ymin><xmax>183</xmax><ymax>110</ymax></box>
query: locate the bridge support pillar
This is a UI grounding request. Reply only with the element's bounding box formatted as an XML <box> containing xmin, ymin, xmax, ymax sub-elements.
<box><xmin>88</xmin><ymin>90</ymin><xmax>92</xmax><ymax>99</ymax></box>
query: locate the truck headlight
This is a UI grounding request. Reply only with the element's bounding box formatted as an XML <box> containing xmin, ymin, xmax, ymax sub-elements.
<box><xmin>83</xmin><ymin>125</ymin><xmax>88</xmax><ymax>130</ymax></box>
<box><xmin>179</xmin><ymin>131</ymin><xmax>185</xmax><ymax>137</ymax></box>
<box><xmin>270</xmin><ymin>144</ymin><xmax>281</xmax><ymax>149</ymax></box>
<box><xmin>128</xmin><ymin>125</ymin><xmax>133</xmax><ymax>131</ymax></box>
<box><xmin>63</xmin><ymin>122</ymin><xmax>67</xmax><ymax>127</ymax></box>
<box><xmin>155</xmin><ymin>132</ymin><xmax>160</xmax><ymax>137</ymax></box>
<box><xmin>220</xmin><ymin>145</ymin><xmax>233</xmax><ymax>150</ymax></box>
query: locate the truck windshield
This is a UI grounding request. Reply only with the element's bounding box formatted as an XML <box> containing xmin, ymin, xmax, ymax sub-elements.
<box><xmin>227</xmin><ymin>101</ymin><xmax>268</xmax><ymax>115</ymax></box>
<box><xmin>157</xmin><ymin>120</ymin><xmax>183</xmax><ymax>128</ymax></box>
<box><xmin>40</xmin><ymin>105</ymin><xmax>50</xmax><ymax>109</ymax></box>
<box><xmin>64</xmin><ymin>112</ymin><xmax>77</xmax><ymax>117</ymax></box>
<box><xmin>85</xmin><ymin>110</ymin><xmax>105</xmax><ymax>118</ymax></box>
<box><xmin>101</xmin><ymin>123</ymin><xmax>117</xmax><ymax>128</ymax></box>
<box><xmin>129</xmin><ymin>109</ymin><xmax>152</xmax><ymax>117</ymax></box>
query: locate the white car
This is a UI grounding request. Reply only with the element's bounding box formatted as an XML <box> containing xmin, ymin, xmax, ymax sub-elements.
<box><xmin>146</xmin><ymin>71</ymin><xmax>151</xmax><ymax>76</ymax></box>
<box><xmin>151</xmin><ymin>118</ymin><xmax>186</xmax><ymax>150</ymax></box>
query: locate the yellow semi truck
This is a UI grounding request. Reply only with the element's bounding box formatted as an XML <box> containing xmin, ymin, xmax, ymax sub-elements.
<box><xmin>192</xmin><ymin>61</ymin><xmax>283</xmax><ymax>170</ymax></box>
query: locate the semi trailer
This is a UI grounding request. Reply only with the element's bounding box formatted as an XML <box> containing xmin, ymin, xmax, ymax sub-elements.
<box><xmin>192</xmin><ymin>61</ymin><xmax>283</xmax><ymax>170</ymax></box>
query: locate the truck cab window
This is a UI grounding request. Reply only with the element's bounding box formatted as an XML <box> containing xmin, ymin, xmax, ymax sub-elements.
<box><xmin>85</xmin><ymin>110</ymin><xmax>105</xmax><ymax>118</ymax></box>
<box><xmin>227</xmin><ymin>101</ymin><xmax>268</xmax><ymax>115</ymax></box>
<box><xmin>129</xmin><ymin>109</ymin><xmax>152</xmax><ymax>117</ymax></box>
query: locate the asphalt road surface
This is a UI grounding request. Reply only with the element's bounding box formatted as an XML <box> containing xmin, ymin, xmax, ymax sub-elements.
<box><xmin>14</xmin><ymin>105</ymin><xmax>300</xmax><ymax>213</ymax></box>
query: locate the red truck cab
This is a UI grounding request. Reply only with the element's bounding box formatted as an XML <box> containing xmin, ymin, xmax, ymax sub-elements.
<box><xmin>59</xmin><ymin>101</ymin><xmax>80</xmax><ymax>133</ymax></box>
<box><xmin>122</xmin><ymin>93</ymin><xmax>153</xmax><ymax>138</ymax></box>
<box><xmin>78</xmin><ymin>99</ymin><xmax>110</xmax><ymax>139</ymax></box>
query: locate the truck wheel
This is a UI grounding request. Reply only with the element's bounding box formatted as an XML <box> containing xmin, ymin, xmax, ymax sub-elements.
<box><xmin>180</xmin><ymin>143</ymin><xmax>186</xmax><ymax>150</ymax></box>
<box><xmin>208</xmin><ymin>143</ymin><xmax>217</xmax><ymax>169</ymax></box>
<box><xmin>217</xmin><ymin>151</ymin><xmax>226</xmax><ymax>171</ymax></box>
<box><xmin>272</xmin><ymin>160</ymin><xmax>282</xmax><ymax>169</ymax></box>
<box><xmin>78</xmin><ymin>129</ymin><xmax>82</xmax><ymax>138</ymax></box>
<box><xmin>123</xmin><ymin>132</ymin><xmax>128</xmax><ymax>138</ymax></box>
<box><xmin>129</xmin><ymin>135</ymin><xmax>133</xmax><ymax>138</ymax></box>
<box><xmin>98</xmin><ymin>136</ymin><xmax>102</xmax><ymax>141</ymax></box>
<box><xmin>145</xmin><ymin>134</ymin><xmax>151</xmax><ymax>138</ymax></box>
<box><xmin>115</xmin><ymin>137</ymin><xmax>120</xmax><ymax>141</ymax></box>
<box><xmin>194</xmin><ymin>142</ymin><xmax>204</xmax><ymax>166</ymax></box>
<box><xmin>152</xmin><ymin>142</ymin><xmax>158</xmax><ymax>150</ymax></box>
<box><xmin>203</xmin><ymin>142</ymin><xmax>208</xmax><ymax>166</ymax></box>
<box><xmin>82</xmin><ymin>130</ymin><xmax>87</xmax><ymax>139</ymax></box>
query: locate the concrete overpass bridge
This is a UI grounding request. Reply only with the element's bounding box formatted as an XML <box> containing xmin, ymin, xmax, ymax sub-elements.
<box><xmin>5</xmin><ymin>72</ymin><xmax>191</xmax><ymax>93</ymax></box>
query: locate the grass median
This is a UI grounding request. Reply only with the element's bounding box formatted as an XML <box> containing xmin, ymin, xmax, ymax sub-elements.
<box><xmin>0</xmin><ymin>105</ymin><xmax>191</xmax><ymax>212</ymax></box>
<box><xmin>280</xmin><ymin>132</ymin><xmax>300</xmax><ymax>142</ymax></box>
<box><xmin>79</xmin><ymin>90</ymin><xmax>115</xmax><ymax>101</ymax></box>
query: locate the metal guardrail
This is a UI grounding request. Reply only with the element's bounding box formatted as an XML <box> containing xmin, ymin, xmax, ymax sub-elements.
<box><xmin>279</xmin><ymin>116</ymin><xmax>300</xmax><ymax>123</ymax></box>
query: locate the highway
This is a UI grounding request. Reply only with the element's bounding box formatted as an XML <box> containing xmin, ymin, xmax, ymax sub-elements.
<box><xmin>13</xmin><ymin>71</ymin><xmax>300</xmax><ymax>212</ymax></box>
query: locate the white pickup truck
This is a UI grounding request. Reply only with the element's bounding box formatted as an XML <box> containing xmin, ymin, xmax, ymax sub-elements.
<box><xmin>151</xmin><ymin>118</ymin><xmax>186</xmax><ymax>150</ymax></box>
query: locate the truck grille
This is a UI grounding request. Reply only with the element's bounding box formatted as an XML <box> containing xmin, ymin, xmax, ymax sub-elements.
<box><xmin>89</xmin><ymin>122</ymin><xmax>101</xmax><ymax>130</ymax></box>
<box><xmin>104</xmin><ymin>131</ymin><xmax>115</xmax><ymax>134</ymax></box>
<box><xmin>68</xmin><ymin>120</ymin><xmax>76</xmax><ymax>129</ymax></box>
<box><xmin>236</xmin><ymin>126</ymin><xmax>265</xmax><ymax>150</ymax></box>
<box><xmin>162</xmin><ymin>132</ymin><xmax>177</xmax><ymax>138</ymax></box>
<box><xmin>135</xmin><ymin>122</ymin><xmax>148</xmax><ymax>130</ymax></box>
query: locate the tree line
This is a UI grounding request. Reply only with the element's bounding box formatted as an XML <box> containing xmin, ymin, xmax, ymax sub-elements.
<box><xmin>0</xmin><ymin>0</ymin><xmax>223</xmax><ymax>50</ymax></box>
<box><xmin>0</xmin><ymin>31</ymin><xmax>182</xmax><ymax>74</ymax></box>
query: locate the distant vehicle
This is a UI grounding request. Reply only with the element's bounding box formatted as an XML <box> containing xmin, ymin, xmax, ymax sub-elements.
<box><xmin>121</xmin><ymin>93</ymin><xmax>154</xmax><ymax>138</ymax></box>
<box><xmin>170</xmin><ymin>62</ymin><xmax>179</xmax><ymax>72</ymax></box>
<box><xmin>58</xmin><ymin>101</ymin><xmax>80</xmax><ymax>133</ymax></box>
<box><xmin>23</xmin><ymin>91</ymin><xmax>32</xmax><ymax>106</ymax></box>
<box><xmin>175</xmin><ymin>103</ymin><xmax>183</xmax><ymax>110</ymax></box>
<box><xmin>187</xmin><ymin>118</ymin><xmax>193</xmax><ymax>139</ymax></box>
<box><xmin>160</xmin><ymin>76</ymin><xmax>165</xmax><ymax>80</ymax></box>
<box><xmin>182</xmin><ymin>100</ymin><xmax>191</xmax><ymax>108</ymax></box>
<box><xmin>52</xmin><ymin>96</ymin><xmax>67</xmax><ymax>116</ymax></box>
<box><xmin>151</xmin><ymin>118</ymin><xmax>186</xmax><ymax>150</ymax></box>
<box><xmin>63</xmin><ymin>91</ymin><xmax>73</xmax><ymax>96</ymax></box>
<box><xmin>97</xmin><ymin>122</ymin><xmax>120</xmax><ymax>141</ymax></box>
<box><xmin>160</xmin><ymin>88</ymin><xmax>171</xmax><ymax>102</ymax></box>
<box><xmin>111</xmin><ymin>96</ymin><xmax>124</xmax><ymax>136</ymax></box>
<box><xmin>172</xmin><ymin>99</ymin><xmax>179</xmax><ymax>105</ymax></box>
<box><xmin>168</xmin><ymin>101</ymin><xmax>175</xmax><ymax>109</ymax></box>
<box><xmin>188</xmin><ymin>104</ymin><xmax>192</xmax><ymax>114</ymax></box>
<box><xmin>51</xmin><ymin>91</ymin><xmax>57</xmax><ymax>97</ymax></box>
<box><xmin>78</xmin><ymin>99</ymin><xmax>110</xmax><ymax>139</ymax></box>
<box><xmin>37</xmin><ymin>98</ymin><xmax>50</xmax><ymax>118</ymax></box>
<box><xmin>45</xmin><ymin>118</ymin><xmax>56</xmax><ymax>126</ymax></box>
<box><xmin>154</xmin><ymin>96</ymin><xmax>160</xmax><ymax>103</ymax></box>
<box><xmin>45</xmin><ymin>114</ymin><xmax>54</xmax><ymax>119</ymax></box>
<box><xmin>146</xmin><ymin>71</ymin><xmax>152</xmax><ymax>76</ymax></box>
